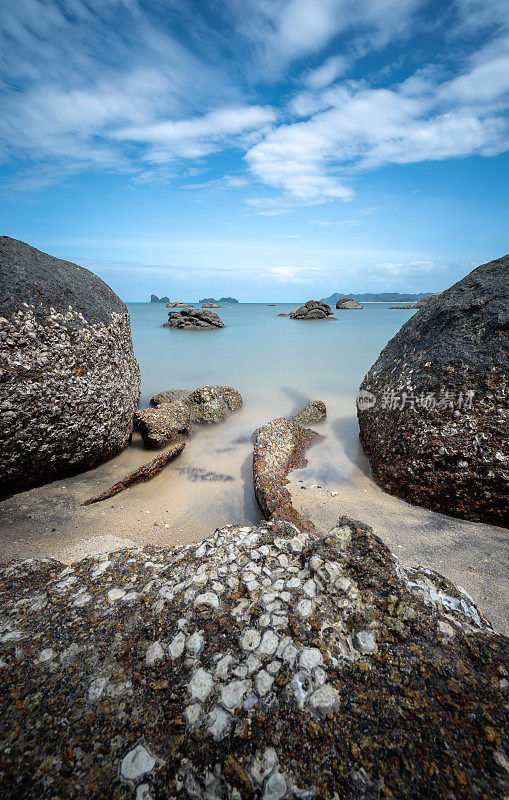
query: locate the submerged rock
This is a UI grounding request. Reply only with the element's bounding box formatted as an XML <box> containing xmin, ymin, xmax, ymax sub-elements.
<box><xmin>163</xmin><ymin>308</ymin><xmax>225</xmax><ymax>329</ymax></box>
<box><xmin>335</xmin><ymin>298</ymin><xmax>363</xmax><ymax>310</ymax></box>
<box><xmin>134</xmin><ymin>401</ymin><xmax>191</xmax><ymax>447</ymax></box>
<box><xmin>358</xmin><ymin>254</ymin><xmax>509</xmax><ymax>525</ymax></box>
<box><xmin>152</xmin><ymin>385</ymin><xmax>243</xmax><ymax>424</ymax></box>
<box><xmin>289</xmin><ymin>301</ymin><xmax>332</xmax><ymax>320</ymax></box>
<box><xmin>0</xmin><ymin>236</ymin><xmax>140</xmax><ymax>495</ymax></box>
<box><xmin>0</xmin><ymin>518</ymin><xmax>506</xmax><ymax>799</ymax></box>
<box><xmin>291</xmin><ymin>401</ymin><xmax>327</xmax><ymax>426</ymax></box>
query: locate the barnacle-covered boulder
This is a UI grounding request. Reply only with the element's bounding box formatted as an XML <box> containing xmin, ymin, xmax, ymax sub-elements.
<box><xmin>134</xmin><ymin>401</ymin><xmax>191</xmax><ymax>448</ymax></box>
<box><xmin>358</xmin><ymin>254</ymin><xmax>509</xmax><ymax>525</ymax></box>
<box><xmin>0</xmin><ymin>236</ymin><xmax>140</xmax><ymax>495</ymax></box>
<box><xmin>163</xmin><ymin>309</ymin><xmax>225</xmax><ymax>329</ymax></box>
<box><xmin>0</xmin><ymin>519</ymin><xmax>507</xmax><ymax>799</ymax></box>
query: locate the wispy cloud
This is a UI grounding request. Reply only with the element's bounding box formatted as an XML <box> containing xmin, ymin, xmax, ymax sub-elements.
<box><xmin>1</xmin><ymin>0</ymin><xmax>508</xmax><ymax>205</ymax></box>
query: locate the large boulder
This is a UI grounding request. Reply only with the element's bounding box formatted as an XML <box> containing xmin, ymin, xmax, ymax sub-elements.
<box><xmin>289</xmin><ymin>301</ymin><xmax>332</xmax><ymax>320</ymax></box>
<box><xmin>0</xmin><ymin>518</ymin><xmax>506</xmax><ymax>799</ymax></box>
<box><xmin>163</xmin><ymin>309</ymin><xmax>225</xmax><ymax>329</ymax></box>
<box><xmin>0</xmin><ymin>236</ymin><xmax>140</xmax><ymax>495</ymax></box>
<box><xmin>358</xmin><ymin>254</ymin><xmax>509</xmax><ymax>525</ymax></box>
<box><xmin>336</xmin><ymin>298</ymin><xmax>363</xmax><ymax>309</ymax></box>
<box><xmin>152</xmin><ymin>385</ymin><xmax>242</xmax><ymax>424</ymax></box>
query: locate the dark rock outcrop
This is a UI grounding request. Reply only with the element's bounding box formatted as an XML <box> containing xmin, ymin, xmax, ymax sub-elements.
<box><xmin>289</xmin><ymin>301</ymin><xmax>332</xmax><ymax>320</ymax></box>
<box><xmin>0</xmin><ymin>236</ymin><xmax>140</xmax><ymax>495</ymax></box>
<box><xmin>163</xmin><ymin>309</ymin><xmax>225</xmax><ymax>330</ymax></box>
<box><xmin>358</xmin><ymin>254</ymin><xmax>509</xmax><ymax>525</ymax></box>
<box><xmin>166</xmin><ymin>302</ymin><xmax>193</xmax><ymax>308</ymax></box>
<box><xmin>336</xmin><ymin>298</ymin><xmax>363</xmax><ymax>309</ymax></box>
<box><xmin>0</xmin><ymin>517</ymin><xmax>506</xmax><ymax>800</ymax></box>
<box><xmin>150</xmin><ymin>294</ymin><xmax>170</xmax><ymax>303</ymax></box>
<box><xmin>134</xmin><ymin>401</ymin><xmax>191</xmax><ymax>447</ymax></box>
<box><xmin>253</xmin><ymin>404</ymin><xmax>326</xmax><ymax>533</ymax></box>
<box><xmin>201</xmin><ymin>303</ymin><xmax>223</xmax><ymax>308</ymax></box>
<box><xmin>152</xmin><ymin>385</ymin><xmax>242</xmax><ymax>424</ymax></box>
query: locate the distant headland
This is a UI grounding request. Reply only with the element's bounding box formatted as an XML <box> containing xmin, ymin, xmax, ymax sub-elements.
<box><xmin>200</xmin><ymin>296</ymin><xmax>239</xmax><ymax>304</ymax></box>
<box><xmin>150</xmin><ymin>294</ymin><xmax>170</xmax><ymax>303</ymax></box>
<box><xmin>321</xmin><ymin>291</ymin><xmax>433</xmax><ymax>304</ymax></box>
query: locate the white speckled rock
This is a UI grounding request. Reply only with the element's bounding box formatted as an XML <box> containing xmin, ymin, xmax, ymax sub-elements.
<box><xmin>120</xmin><ymin>744</ymin><xmax>156</xmax><ymax>781</ymax></box>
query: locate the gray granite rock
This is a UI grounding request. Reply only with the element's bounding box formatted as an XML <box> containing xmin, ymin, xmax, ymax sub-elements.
<box><xmin>289</xmin><ymin>301</ymin><xmax>332</xmax><ymax>320</ymax></box>
<box><xmin>335</xmin><ymin>298</ymin><xmax>363</xmax><ymax>309</ymax></box>
<box><xmin>0</xmin><ymin>236</ymin><xmax>140</xmax><ymax>495</ymax></box>
<box><xmin>358</xmin><ymin>254</ymin><xmax>509</xmax><ymax>525</ymax></box>
<box><xmin>163</xmin><ymin>308</ymin><xmax>225</xmax><ymax>329</ymax></box>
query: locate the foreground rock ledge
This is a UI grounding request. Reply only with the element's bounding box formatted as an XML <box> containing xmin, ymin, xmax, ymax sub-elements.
<box><xmin>1</xmin><ymin>519</ymin><xmax>507</xmax><ymax>800</ymax></box>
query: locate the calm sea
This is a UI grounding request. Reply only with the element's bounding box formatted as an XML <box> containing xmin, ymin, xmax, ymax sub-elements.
<box><xmin>126</xmin><ymin>302</ymin><xmax>416</xmax><ymax>526</ymax></box>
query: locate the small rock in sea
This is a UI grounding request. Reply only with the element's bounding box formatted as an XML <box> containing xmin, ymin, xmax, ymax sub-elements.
<box><xmin>335</xmin><ymin>298</ymin><xmax>363</xmax><ymax>309</ymax></box>
<box><xmin>163</xmin><ymin>308</ymin><xmax>224</xmax><ymax>329</ymax></box>
<box><xmin>289</xmin><ymin>300</ymin><xmax>333</xmax><ymax>320</ymax></box>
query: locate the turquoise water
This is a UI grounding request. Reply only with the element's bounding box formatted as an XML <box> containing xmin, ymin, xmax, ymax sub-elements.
<box><xmin>126</xmin><ymin>302</ymin><xmax>417</xmax><ymax>527</ymax></box>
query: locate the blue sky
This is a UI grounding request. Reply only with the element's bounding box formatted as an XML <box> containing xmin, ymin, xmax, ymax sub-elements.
<box><xmin>0</xmin><ymin>0</ymin><xmax>508</xmax><ymax>301</ymax></box>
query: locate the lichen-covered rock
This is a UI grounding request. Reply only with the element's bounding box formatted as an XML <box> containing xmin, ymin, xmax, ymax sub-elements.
<box><xmin>289</xmin><ymin>301</ymin><xmax>332</xmax><ymax>320</ymax></box>
<box><xmin>0</xmin><ymin>518</ymin><xmax>507</xmax><ymax>799</ymax></box>
<box><xmin>335</xmin><ymin>298</ymin><xmax>363</xmax><ymax>309</ymax></box>
<box><xmin>358</xmin><ymin>254</ymin><xmax>509</xmax><ymax>525</ymax></box>
<box><xmin>134</xmin><ymin>401</ymin><xmax>191</xmax><ymax>448</ymax></box>
<box><xmin>253</xmin><ymin>411</ymin><xmax>324</xmax><ymax>533</ymax></box>
<box><xmin>0</xmin><ymin>236</ymin><xmax>140</xmax><ymax>495</ymax></box>
<box><xmin>152</xmin><ymin>385</ymin><xmax>242</xmax><ymax>424</ymax></box>
<box><xmin>163</xmin><ymin>309</ymin><xmax>225</xmax><ymax>329</ymax></box>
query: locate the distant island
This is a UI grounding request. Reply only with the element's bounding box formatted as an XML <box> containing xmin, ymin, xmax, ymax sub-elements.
<box><xmin>199</xmin><ymin>296</ymin><xmax>239</xmax><ymax>304</ymax></box>
<box><xmin>321</xmin><ymin>291</ymin><xmax>433</xmax><ymax>304</ymax></box>
<box><xmin>150</xmin><ymin>294</ymin><xmax>170</xmax><ymax>303</ymax></box>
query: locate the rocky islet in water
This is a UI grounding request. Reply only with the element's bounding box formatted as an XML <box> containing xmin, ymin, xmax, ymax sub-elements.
<box><xmin>163</xmin><ymin>308</ymin><xmax>225</xmax><ymax>330</ymax></box>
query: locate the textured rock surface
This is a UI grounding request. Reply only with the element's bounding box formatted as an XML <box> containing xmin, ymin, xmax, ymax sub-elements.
<box><xmin>253</xmin><ymin>408</ymin><xmax>325</xmax><ymax>533</ymax></box>
<box><xmin>201</xmin><ymin>303</ymin><xmax>223</xmax><ymax>308</ymax></box>
<box><xmin>134</xmin><ymin>402</ymin><xmax>191</xmax><ymax>448</ymax></box>
<box><xmin>289</xmin><ymin>301</ymin><xmax>332</xmax><ymax>320</ymax></box>
<box><xmin>166</xmin><ymin>302</ymin><xmax>193</xmax><ymax>308</ymax></box>
<box><xmin>335</xmin><ymin>298</ymin><xmax>363</xmax><ymax>309</ymax></box>
<box><xmin>163</xmin><ymin>309</ymin><xmax>225</xmax><ymax>330</ymax></box>
<box><xmin>358</xmin><ymin>254</ymin><xmax>509</xmax><ymax>525</ymax></box>
<box><xmin>152</xmin><ymin>386</ymin><xmax>242</xmax><ymax>425</ymax></box>
<box><xmin>0</xmin><ymin>518</ymin><xmax>507</xmax><ymax>799</ymax></box>
<box><xmin>0</xmin><ymin>236</ymin><xmax>140</xmax><ymax>495</ymax></box>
